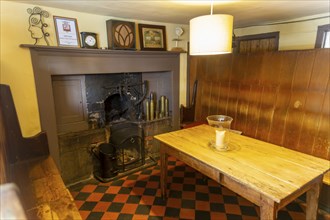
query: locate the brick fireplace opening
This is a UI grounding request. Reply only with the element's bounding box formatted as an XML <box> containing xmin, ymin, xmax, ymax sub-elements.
<box><xmin>23</xmin><ymin>45</ymin><xmax>180</xmax><ymax>185</ymax></box>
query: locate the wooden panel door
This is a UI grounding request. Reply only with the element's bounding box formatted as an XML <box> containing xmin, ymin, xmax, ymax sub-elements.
<box><xmin>52</xmin><ymin>75</ymin><xmax>88</xmax><ymax>133</ymax></box>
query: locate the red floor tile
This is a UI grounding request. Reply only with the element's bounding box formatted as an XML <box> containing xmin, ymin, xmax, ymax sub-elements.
<box><xmin>121</xmin><ymin>203</ymin><xmax>139</xmax><ymax>214</ymax></box>
<box><xmin>93</xmin><ymin>201</ymin><xmax>111</xmax><ymax>212</ymax></box>
<box><xmin>149</xmin><ymin>205</ymin><xmax>166</xmax><ymax>216</ymax></box>
<box><xmin>86</xmin><ymin>192</ymin><xmax>104</xmax><ymax>202</ymax></box>
<box><xmin>80</xmin><ymin>184</ymin><xmax>97</xmax><ymax>193</ymax></box>
<box><xmin>225</xmin><ymin>204</ymin><xmax>242</xmax><ymax>215</ymax></box>
<box><xmin>140</xmin><ymin>195</ymin><xmax>155</xmax><ymax>205</ymax></box>
<box><xmin>132</xmin><ymin>214</ymin><xmax>149</xmax><ymax>220</ymax></box>
<box><xmin>195</xmin><ymin>200</ymin><xmax>210</xmax><ymax>211</ymax></box>
<box><xmin>78</xmin><ymin>210</ymin><xmax>91</xmax><ymax>219</ymax></box>
<box><xmin>101</xmin><ymin>212</ymin><xmax>119</xmax><ymax>220</ymax></box>
<box><xmin>112</xmin><ymin>194</ymin><xmax>129</xmax><ymax>203</ymax></box>
<box><xmin>180</xmin><ymin>208</ymin><xmax>195</xmax><ymax>219</ymax></box>
<box><xmin>105</xmin><ymin>186</ymin><xmax>121</xmax><ymax>194</ymax></box>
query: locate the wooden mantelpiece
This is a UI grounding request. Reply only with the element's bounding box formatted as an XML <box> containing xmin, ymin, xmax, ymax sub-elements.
<box><xmin>21</xmin><ymin>44</ymin><xmax>181</xmax><ymax>170</ymax></box>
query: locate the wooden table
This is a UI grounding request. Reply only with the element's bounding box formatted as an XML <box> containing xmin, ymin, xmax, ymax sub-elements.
<box><xmin>154</xmin><ymin>125</ymin><xmax>330</xmax><ymax>220</ymax></box>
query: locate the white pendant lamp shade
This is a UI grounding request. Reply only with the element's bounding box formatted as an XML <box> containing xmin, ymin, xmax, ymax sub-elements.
<box><xmin>190</xmin><ymin>14</ymin><xmax>233</xmax><ymax>55</ymax></box>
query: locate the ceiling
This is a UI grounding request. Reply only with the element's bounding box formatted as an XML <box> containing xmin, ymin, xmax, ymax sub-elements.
<box><xmin>15</xmin><ymin>0</ymin><xmax>330</xmax><ymax>28</ymax></box>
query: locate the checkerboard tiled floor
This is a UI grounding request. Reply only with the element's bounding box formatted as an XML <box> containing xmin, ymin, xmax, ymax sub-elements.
<box><xmin>70</xmin><ymin>156</ymin><xmax>319</xmax><ymax>220</ymax></box>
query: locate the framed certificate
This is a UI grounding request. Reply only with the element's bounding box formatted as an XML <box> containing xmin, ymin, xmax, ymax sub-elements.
<box><xmin>53</xmin><ymin>16</ymin><xmax>80</xmax><ymax>47</ymax></box>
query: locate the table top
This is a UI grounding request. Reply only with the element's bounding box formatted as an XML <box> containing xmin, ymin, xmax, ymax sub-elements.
<box><xmin>155</xmin><ymin>125</ymin><xmax>330</xmax><ymax>203</ymax></box>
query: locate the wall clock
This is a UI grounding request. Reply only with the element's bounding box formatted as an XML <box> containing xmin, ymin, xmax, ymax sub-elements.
<box><xmin>106</xmin><ymin>19</ymin><xmax>136</xmax><ymax>50</ymax></box>
<box><xmin>81</xmin><ymin>32</ymin><xmax>98</xmax><ymax>49</ymax></box>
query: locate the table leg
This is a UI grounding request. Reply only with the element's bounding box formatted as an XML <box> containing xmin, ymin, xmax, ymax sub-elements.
<box><xmin>160</xmin><ymin>144</ymin><xmax>168</xmax><ymax>198</ymax></box>
<box><xmin>260</xmin><ymin>197</ymin><xmax>277</xmax><ymax>220</ymax></box>
<box><xmin>306</xmin><ymin>180</ymin><xmax>322</xmax><ymax>220</ymax></box>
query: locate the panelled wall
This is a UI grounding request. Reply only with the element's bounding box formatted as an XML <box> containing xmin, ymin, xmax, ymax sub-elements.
<box><xmin>189</xmin><ymin>49</ymin><xmax>329</xmax><ymax>160</ymax></box>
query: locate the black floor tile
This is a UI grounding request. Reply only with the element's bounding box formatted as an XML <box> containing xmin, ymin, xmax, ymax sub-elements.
<box><xmin>100</xmin><ymin>193</ymin><xmax>116</xmax><ymax>202</ymax></box>
<box><xmin>196</xmin><ymin>192</ymin><xmax>209</xmax><ymax>201</ymax></box>
<box><xmin>126</xmin><ymin>195</ymin><xmax>141</xmax><ymax>204</ymax></box>
<box><xmin>118</xmin><ymin>187</ymin><xmax>132</xmax><ymax>194</ymax></box>
<box><xmin>117</xmin><ymin>213</ymin><xmax>133</xmax><ymax>220</ymax></box>
<box><xmin>195</xmin><ymin>210</ymin><xmax>211</xmax><ymax>219</ymax></box>
<box><xmin>80</xmin><ymin>201</ymin><xmax>97</xmax><ymax>211</ymax></box>
<box><xmin>143</xmin><ymin>188</ymin><xmax>157</xmax><ymax>196</ymax></box>
<box><xmin>75</xmin><ymin>192</ymin><xmax>91</xmax><ymax>201</ymax></box>
<box><xmin>165</xmin><ymin>207</ymin><xmax>180</xmax><ymax>217</ymax></box>
<box><xmin>135</xmin><ymin>204</ymin><xmax>151</xmax><ymax>215</ymax></box>
<box><xmin>210</xmin><ymin>203</ymin><xmax>225</xmax><ymax>212</ymax></box>
<box><xmin>86</xmin><ymin>212</ymin><xmax>103</xmax><ymax>220</ymax></box>
<box><xmin>223</xmin><ymin>195</ymin><xmax>239</xmax><ymax>204</ymax></box>
<box><xmin>94</xmin><ymin>185</ymin><xmax>108</xmax><ymax>193</ymax></box>
<box><xmin>181</xmin><ymin>199</ymin><xmax>195</xmax><ymax>209</ymax></box>
<box><xmin>107</xmin><ymin>202</ymin><xmax>124</xmax><ymax>212</ymax></box>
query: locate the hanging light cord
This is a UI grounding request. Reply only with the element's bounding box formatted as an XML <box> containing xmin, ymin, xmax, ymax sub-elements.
<box><xmin>210</xmin><ymin>1</ymin><xmax>213</xmax><ymax>15</ymax></box>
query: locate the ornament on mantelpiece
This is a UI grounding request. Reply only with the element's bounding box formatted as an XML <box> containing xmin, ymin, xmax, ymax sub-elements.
<box><xmin>171</xmin><ymin>27</ymin><xmax>185</xmax><ymax>52</ymax></box>
<box><xmin>27</xmin><ymin>6</ymin><xmax>50</xmax><ymax>46</ymax></box>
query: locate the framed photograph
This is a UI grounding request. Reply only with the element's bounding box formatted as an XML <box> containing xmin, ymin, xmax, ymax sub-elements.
<box><xmin>138</xmin><ymin>24</ymin><xmax>167</xmax><ymax>51</ymax></box>
<box><xmin>53</xmin><ymin>16</ymin><xmax>80</xmax><ymax>47</ymax></box>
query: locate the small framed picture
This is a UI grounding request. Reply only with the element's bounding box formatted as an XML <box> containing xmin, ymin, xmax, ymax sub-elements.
<box><xmin>138</xmin><ymin>24</ymin><xmax>167</xmax><ymax>51</ymax></box>
<box><xmin>53</xmin><ymin>16</ymin><xmax>80</xmax><ymax>47</ymax></box>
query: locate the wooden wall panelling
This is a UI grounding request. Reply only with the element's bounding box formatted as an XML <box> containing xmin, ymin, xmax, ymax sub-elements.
<box><xmin>236</xmin><ymin>53</ymin><xmax>263</xmax><ymax>134</ymax></box>
<box><xmin>261</xmin><ymin>52</ymin><xmax>295</xmax><ymax>145</ymax></box>
<box><xmin>209</xmin><ymin>81</ymin><xmax>221</xmax><ymax>115</ymax></box>
<box><xmin>245</xmin><ymin>84</ymin><xmax>263</xmax><ymax>138</ymax></box>
<box><xmin>205</xmin><ymin>56</ymin><xmax>221</xmax><ymax>116</ymax></box>
<box><xmin>194</xmin><ymin>57</ymin><xmax>206</xmax><ymax>121</ymax></box>
<box><xmin>255</xmin><ymin>85</ymin><xmax>278</xmax><ymax>142</ymax></box>
<box><xmin>200</xmin><ymin>80</ymin><xmax>213</xmax><ymax>121</ymax></box>
<box><xmin>231</xmin><ymin>54</ymin><xmax>248</xmax><ymax>83</ymax></box>
<box><xmin>313</xmin><ymin>83</ymin><xmax>329</xmax><ymax>159</ymax></box>
<box><xmin>206</xmin><ymin>55</ymin><xmax>221</xmax><ymax>81</ymax></box>
<box><xmin>226</xmin><ymin>82</ymin><xmax>240</xmax><ymax>128</ymax></box>
<box><xmin>299</xmin><ymin>50</ymin><xmax>329</xmax><ymax>156</ymax></box>
<box><xmin>244</xmin><ymin>53</ymin><xmax>263</xmax><ymax>85</ymax></box>
<box><xmin>259</xmin><ymin>52</ymin><xmax>282</xmax><ymax>85</ymax></box>
<box><xmin>282</xmin><ymin>51</ymin><xmax>315</xmax><ymax>151</ymax></box>
<box><xmin>227</xmin><ymin>55</ymin><xmax>248</xmax><ymax>128</ymax></box>
<box><xmin>218</xmin><ymin>54</ymin><xmax>233</xmax><ymax>82</ymax></box>
<box><xmin>189</xmin><ymin>49</ymin><xmax>329</xmax><ymax>160</ymax></box>
<box><xmin>268</xmin><ymin>52</ymin><xmax>297</xmax><ymax>146</ymax></box>
<box><xmin>217</xmin><ymin>82</ymin><xmax>230</xmax><ymax>117</ymax></box>
<box><xmin>189</xmin><ymin>56</ymin><xmax>198</xmax><ymax>104</ymax></box>
<box><xmin>235</xmin><ymin>83</ymin><xmax>251</xmax><ymax>132</ymax></box>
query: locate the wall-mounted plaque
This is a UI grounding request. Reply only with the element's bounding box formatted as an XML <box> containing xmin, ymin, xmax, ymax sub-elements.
<box><xmin>106</xmin><ymin>19</ymin><xmax>136</xmax><ymax>50</ymax></box>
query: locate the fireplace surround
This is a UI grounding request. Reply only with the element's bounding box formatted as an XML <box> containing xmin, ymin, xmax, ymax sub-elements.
<box><xmin>22</xmin><ymin>45</ymin><xmax>180</xmax><ymax>172</ymax></box>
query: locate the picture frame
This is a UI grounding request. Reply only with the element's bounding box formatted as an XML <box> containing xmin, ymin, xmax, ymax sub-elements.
<box><xmin>138</xmin><ymin>24</ymin><xmax>167</xmax><ymax>51</ymax></box>
<box><xmin>53</xmin><ymin>16</ymin><xmax>80</xmax><ymax>47</ymax></box>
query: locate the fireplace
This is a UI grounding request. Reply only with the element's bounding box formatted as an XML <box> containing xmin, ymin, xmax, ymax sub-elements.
<box><xmin>84</xmin><ymin>73</ymin><xmax>146</xmax><ymax>127</ymax></box>
<box><xmin>23</xmin><ymin>45</ymin><xmax>180</xmax><ymax>178</ymax></box>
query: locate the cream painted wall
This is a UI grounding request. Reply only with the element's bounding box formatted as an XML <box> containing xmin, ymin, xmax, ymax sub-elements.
<box><xmin>0</xmin><ymin>1</ymin><xmax>189</xmax><ymax>136</ymax></box>
<box><xmin>235</xmin><ymin>13</ymin><xmax>330</xmax><ymax>50</ymax></box>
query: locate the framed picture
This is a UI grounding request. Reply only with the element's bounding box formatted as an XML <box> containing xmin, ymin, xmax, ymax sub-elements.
<box><xmin>53</xmin><ymin>16</ymin><xmax>80</xmax><ymax>47</ymax></box>
<box><xmin>138</xmin><ymin>24</ymin><xmax>167</xmax><ymax>51</ymax></box>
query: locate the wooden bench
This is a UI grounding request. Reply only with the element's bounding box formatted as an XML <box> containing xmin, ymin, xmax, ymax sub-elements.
<box><xmin>0</xmin><ymin>84</ymin><xmax>81</xmax><ymax>219</ymax></box>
